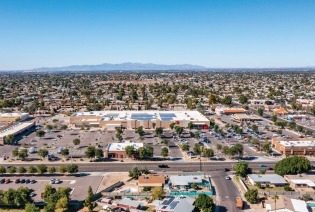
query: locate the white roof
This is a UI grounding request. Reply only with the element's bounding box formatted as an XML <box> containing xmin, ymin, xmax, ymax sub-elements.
<box><xmin>291</xmin><ymin>179</ymin><xmax>315</xmax><ymax>187</ymax></box>
<box><xmin>72</xmin><ymin>110</ymin><xmax>209</xmax><ymax>122</ymax></box>
<box><xmin>0</xmin><ymin>112</ymin><xmax>29</xmax><ymax>117</ymax></box>
<box><xmin>0</xmin><ymin>122</ymin><xmax>34</xmax><ymax>137</ymax></box>
<box><xmin>291</xmin><ymin>199</ymin><xmax>309</xmax><ymax>212</ymax></box>
<box><xmin>170</xmin><ymin>175</ymin><xmax>203</xmax><ymax>186</ymax></box>
<box><xmin>279</xmin><ymin>140</ymin><xmax>315</xmax><ymax>147</ymax></box>
<box><xmin>248</xmin><ymin>174</ymin><xmax>287</xmax><ymax>184</ymax></box>
<box><xmin>107</xmin><ymin>142</ymin><xmax>143</xmax><ymax>151</ymax></box>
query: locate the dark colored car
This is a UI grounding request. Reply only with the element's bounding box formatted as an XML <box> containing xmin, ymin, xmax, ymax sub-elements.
<box><xmin>25</xmin><ymin>179</ymin><xmax>30</xmax><ymax>184</ymax></box>
<box><xmin>31</xmin><ymin>179</ymin><xmax>36</xmax><ymax>184</ymax></box>
<box><xmin>0</xmin><ymin>179</ymin><xmax>5</xmax><ymax>184</ymax></box>
<box><xmin>158</xmin><ymin>164</ymin><xmax>169</xmax><ymax>168</ymax></box>
<box><xmin>5</xmin><ymin>179</ymin><xmax>10</xmax><ymax>184</ymax></box>
<box><xmin>20</xmin><ymin>179</ymin><xmax>26</xmax><ymax>184</ymax></box>
<box><xmin>15</xmin><ymin>179</ymin><xmax>21</xmax><ymax>183</ymax></box>
<box><xmin>224</xmin><ymin>168</ymin><xmax>230</xmax><ymax>172</ymax></box>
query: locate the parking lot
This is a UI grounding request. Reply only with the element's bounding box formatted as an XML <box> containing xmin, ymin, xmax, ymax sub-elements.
<box><xmin>0</xmin><ymin>175</ymin><xmax>103</xmax><ymax>201</ymax></box>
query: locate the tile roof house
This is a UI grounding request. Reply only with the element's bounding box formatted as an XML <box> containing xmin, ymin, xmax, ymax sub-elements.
<box><xmin>138</xmin><ymin>174</ymin><xmax>165</xmax><ymax>190</ymax></box>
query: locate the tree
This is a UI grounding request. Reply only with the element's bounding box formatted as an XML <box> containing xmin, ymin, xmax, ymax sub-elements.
<box><xmin>125</xmin><ymin>145</ymin><xmax>135</xmax><ymax>158</ymax></box>
<box><xmin>3</xmin><ymin>188</ymin><xmax>15</xmax><ymax>206</ymax></box>
<box><xmin>0</xmin><ymin>166</ymin><xmax>6</xmax><ymax>174</ymax></box>
<box><xmin>251</xmin><ymin>124</ymin><xmax>258</xmax><ymax>133</ymax></box>
<box><xmin>258</xmin><ymin>108</ymin><xmax>264</xmax><ymax>116</ymax></box>
<box><xmin>203</xmin><ymin>148</ymin><xmax>214</xmax><ymax>158</ymax></box>
<box><xmin>18</xmin><ymin>166</ymin><xmax>27</xmax><ymax>174</ymax></box>
<box><xmin>272</xmin><ymin>194</ymin><xmax>279</xmax><ymax>212</ymax></box>
<box><xmin>128</xmin><ymin>167</ymin><xmax>142</xmax><ymax>179</ymax></box>
<box><xmin>151</xmin><ymin>186</ymin><xmax>165</xmax><ymax>200</ymax></box>
<box><xmin>15</xmin><ymin>187</ymin><xmax>32</xmax><ymax>206</ymax></box>
<box><xmin>235</xmin><ymin>162</ymin><xmax>251</xmax><ymax>177</ymax></box>
<box><xmin>28</xmin><ymin>165</ymin><xmax>37</xmax><ymax>174</ymax></box>
<box><xmin>155</xmin><ymin>127</ymin><xmax>163</xmax><ymax>137</ymax></box>
<box><xmin>275</xmin><ymin>156</ymin><xmax>311</xmax><ymax>176</ymax></box>
<box><xmin>216</xmin><ymin>144</ymin><xmax>222</xmax><ymax>150</ymax></box>
<box><xmin>194</xmin><ymin>131</ymin><xmax>200</xmax><ymax>139</ymax></box>
<box><xmin>169</xmin><ymin>123</ymin><xmax>175</xmax><ymax>130</ymax></box>
<box><xmin>37</xmin><ymin>164</ymin><xmax>47</xmax><ymax>174</ymax></box>
<box><xmin>8</xmin><ymin>166</ymin><xmax>16</xmax><ymax>174</ymax></box>
<box><xmin>84</xmin><ymin>186</ymin><xmax>94</xmax><ymax>212</ymax></box>
<box><xmin>4</xmin><ymin>134</ymin><xmax>15</xmax><ymax>144</ymax></box>
<box><xmin>60</xmin><ymin>148</ymin><xmax>69</xmax><ymax>157</ymax></box>
<box><xmin>222</xmin><ymin>95</ymin><xmax>232</xmax><ymax>105</ymax></box>
<box><xmin>194</xmin><ymin>194</ymin><xmax>215</xmax><ymax>212</ymax></box>
<box><xmin>161</xmin><ymin>147</ymin><xmax>169</xmax><ymax>158</ymax></box>
<box><xmin>55</xmin><ymin>196</ymin><xmax>69</xmax><ymax>211</ymax></box>
<box><xmin>193</xmin><ymin>143</ymin><xmax>201</xmax><ymax>155</ymax></box>
<box><xmin>85</xmin><ymin>146</ymin><xmax>96</xmax><ymax>158</ymax></box>
<box><xmin>135</xmin><ymin>126</ymin><xmax>144</xmax><ymax>136</ymax></box>
<box><xmin>288</xmin><ymin>121</ymin><xmax>296</xmax><ymax>130</ymax></box>
<box><xmin>59</xmin><ymin>165</ymin><xmax>68</xmax><ymax>174</ymax></box>
<box><xmin>12</xmin><ymin>148</ymin><xmax>19</xmax><ymax>158</ymax></box>
<box><xmin>25</xmin><ymin>203</ymin><xmax>40</xmax><ymax>212</ymax></box>
<box><xmin>46</xmin><ymin>124</ymin><xmax>53</xmax><ymax>131</ymax></box>
<box><xmin>95</xmin><ymin>148</ymin><xmax>103</xmax><ymax>158</ymax></box>
<box><xmin>245</xmin><ymin>189</ymin><xmax>259</xmax><ymax>204</ymax></box>
<box><xmin>38</xmin><ymin>149</ymin><xmax>49</xmax><ymax>159</ymax></box>
<box><xmin>271</xmin><ymin>115</ymin><xmax>277</xmax><ymax>123</ymax></box>
<box><xmin>73</xmin><ymin>138</ymin><xmax>80</xmax><ymax>146</ymax></box>
<box><xmin>174</xmin><ymin>126</ymin><xmax>184</xmax><ymax>136</ymax></box>
<box><xmin>67</xmin><ymin>164</ymin><xmax>78</xmax><ymax>174</ymax></box>
<box><xmin>180</xmin><ymin>144</ymin><xmax>190</xmax><ymax>151</ymax></box>
<box><xmin>49</xmin><ymin>167</ymin><xmax>56</xmax><ymax>174</ymax></box>
<box><xmin>36</xmin><ymin>130</ymin><xmax>46</xmax><ymax>138</ymax></box>
<box><xmin>61</xmin><ymin>125</ymin><xmax>68</xmax><ymax>131</ymax></box>
<box><xmin>18</xmin><ymin>148</ymin><xmax>28</xmax><ymax>160</ymax></box>
<box><xmin>262</xmin><ymin>142</ymin><xmax>272</xmax><ymax>154</ymax></box>
<box><xmin>239</xmin><ymin>95</ymin><xmax>248</xmax><ymax>104</ymax></box>
<box><xmin>188</xmin><ymin>122</ymin><xmax>194</xmax><ymax>131</ymax></box>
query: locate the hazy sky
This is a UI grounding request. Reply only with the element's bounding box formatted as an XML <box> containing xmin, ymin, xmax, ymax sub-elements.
<box><xmin>0</xmin><ymin>0</ymin><xmax>314</xmax><ymax>70</ymax></box>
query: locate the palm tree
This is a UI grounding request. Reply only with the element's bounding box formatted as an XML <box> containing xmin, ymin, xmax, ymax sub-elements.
<box><xmin>272</xmin><ymin>194</ymin><xmax>279</xmax><ymax>212</ymax></box>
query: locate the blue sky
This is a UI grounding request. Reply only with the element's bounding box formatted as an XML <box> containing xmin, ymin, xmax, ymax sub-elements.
<box><xmin>0</xmin><ymin>0</ymin><xmax>314</xmax><ymax>70</ymax></box>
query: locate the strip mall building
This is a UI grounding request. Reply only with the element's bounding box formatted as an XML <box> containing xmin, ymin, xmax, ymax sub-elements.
<box><xmin>70</xmin><ymin>110</ymin><xmax>210</xmax><ymax>130</ymax></box>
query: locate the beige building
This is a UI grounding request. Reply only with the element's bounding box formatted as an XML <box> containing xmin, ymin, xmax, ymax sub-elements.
<box><xmin>138</xmin><ymin>174</ymin><xmax>165</xmax><ymax>191</ymax></box>
<box><xmin>70</xmin><ymin>110</ymin><xmax>210</xmax><ymax>130</ymax></box>
<box><xmin>284</xmin><ymin>174</ymin><xmax>315</xmax><ymax>191</ymax></box>
<box><xmin>231</xmin><ymin>114</ymin><xmax>262</xmax><ymax>122</ymax></box>
<box><xmin>0</xmin><ymin>113</ymin><xmax>29</xmax><ymax>122</ymax></box>
<box><xmin>272</xmin><ymin>138</ymin><xmax>315</xmax><ymax>156</ymax></box>
<box><xmin>0</xmin><ymin>122</ymin><xmax>35</xmax><ymax>145</ymax></box>
<box><xmin>215</xmin><ymin>107</ymin><xmax>246</xmax><ymax>116</ymax></box>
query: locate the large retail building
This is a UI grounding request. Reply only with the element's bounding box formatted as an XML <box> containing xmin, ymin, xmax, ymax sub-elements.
<box><xmin>70</xmin><ymin>110</ymin><xmax>210</xmax><ymax>130</ymax></box>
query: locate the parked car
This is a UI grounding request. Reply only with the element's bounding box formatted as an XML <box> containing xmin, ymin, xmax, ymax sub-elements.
<box><xmin>5</xmin><ymin>179</ymin><xmax>10</xmax><ymax>184</ymax></box>
<box><xmin>30</xmin><ymin>192</ymin><xmax>36</xmax><ymax>197</ymax></box>
<box><xmin>25</xmin><ymin>179</ymin><xmax>30</xmax><ymax>184</ymax></box>
<box><xmin>224</xmin><ymin>168</ymin><xmax>230</xmax><ymax>172</ymax></box>
<box><xmin>15</xmin><ymin>179</ymin><xmax>20</xmax><ymax>184</ymax></box>
<box><xmin>54</xmin><ymin>179</ymin><xmax>61</xmax><ymax>184</ymax></box>
<box><xmin>20</xmin><ymin>179</ymin><xmax>26</xmax><ymax>184</ymax></box>
<box><xmin>50</xmin><ymin>179</ymin><xmax>55</xmax><ymax>184</ymax></box>
<box><xmin>0</xmin><ymin>179</ymin><xmax>5</xmax><ymax>184</ymax></box>
<box><xmin>225</xmin><ymin>176</ymin><xmax>231</xmax><ymax>180</ymax></box>
<box><xmin>31</xmin><ymin>179</ymin><xmax>36</xmax><ymax>184</ymax></box>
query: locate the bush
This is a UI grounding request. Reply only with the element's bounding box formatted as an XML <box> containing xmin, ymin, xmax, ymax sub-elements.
<box><xmin>284</xmin><ymin>185</ymin><xmax>293</xmax><ymax>191</ymax></box>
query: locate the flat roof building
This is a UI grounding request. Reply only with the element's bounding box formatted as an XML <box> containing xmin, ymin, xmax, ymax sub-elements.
<box><xmin>0</xmin><ymin>113</ymin><xmax>29</xmax><ymax>122</ymax></box>
<box><xmin>284</xmin><ymin>174</ymin><xmax>315</xmax><ymax>191</ymax></box>
<box><xmin>105</xmin><ymin>142</ymin><xmax>143</xmax><ymax>159</ymax></box>
<box><xmin>247</xmin><ymin>174</ymin><xmax>287</xmax><ymax>186</ymax></box>
<box><xmin>231</xmin><ymin>114</ymin><xmax>262</xmax><ymax>122</ymax></box>
<box><xmin>138</xmin><ymin>174</ymin><xmax>165</xmax><ymax>190</ymax></box>
<box><xmin>215</xmin><ymin>107</ymin><xmax>246</xmax><ymax>116</ymax></box>
<box><xmin>272</xmin><ymin>138</ymin><xmax>315</xmax><ymax>156</ymax></box>
<box><xmin>70</xmin><ymin>110</ymin><xmax>209</xmax><ymax>130</ymax></box>
<box><xmin>0</xmin><ymin>122</ymin><xmax>35</xmax><ymax>145</ymax></box>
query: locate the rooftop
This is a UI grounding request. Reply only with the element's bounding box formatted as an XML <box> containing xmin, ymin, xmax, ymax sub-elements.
<box><xmin>107</xmin><ymin>142</ymin><xmax>143</xmax><ymax>151</ymax></box>
<box><xmin>248</xmin><ymin>174</ymin><xmax>287</xmax><ymax>184</ymax></box>
<box><xmin>0</xmin><ymin>112</ymin><xmax>29</xmax><ymax>117</ymax></box>
<box><xmin>170</xmin><ymin>175</ymin><xmax>203</xmax><ymax>186</ymax></box>
<box><xmin>138</xmin><ymin>174</ymin><xmax>165</xmax><ymax>185</ymax></box>
<box><xmin>72</xmin><ymin>110</ymin><xmax>209</xmax><ymax>122</ymax></box>
<box><xmin>155</xmin><ymin>196</ymin><xmax>195</xmax><ymax>212</ymax></box>
<box><xmin>0</xmin><ymin>122</ymin><xmax>34</xmax><ymax>138</ymax></box>
<box><xmin>279</xmin><ymin>140</ymin><xmax>315</xmax><ymax>147</ymax></box>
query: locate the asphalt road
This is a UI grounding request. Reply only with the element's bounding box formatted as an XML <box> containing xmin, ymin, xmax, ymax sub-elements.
<box><xmin>211</xmin><ymin>171</ymin><xmax>243</xmax><ymax>212</ymax></box>
<box><xmin>2</xmin><ymin>161</ymin><xmax>279</xmax><ymax>172</ymax></box>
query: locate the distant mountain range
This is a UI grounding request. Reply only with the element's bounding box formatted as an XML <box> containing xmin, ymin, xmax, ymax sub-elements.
<box><xmin>30</xmin><ymin>62</ymin><xmax>208</xmax><ymax>72</ymax></box>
